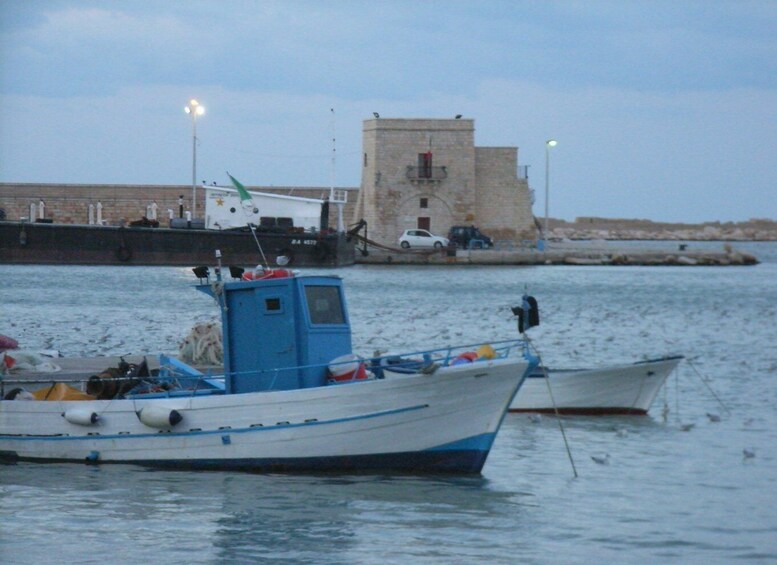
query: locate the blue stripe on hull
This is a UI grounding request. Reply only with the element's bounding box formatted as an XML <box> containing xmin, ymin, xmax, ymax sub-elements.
<box><xmin>0</xmin><ymin>433</ymin><xmax>498</xmax><ymax>474</ymax></box>
<box><xmin>427</xmin><ymin>432</ymin><xmax>496</xmax><ymax>453</ymax></box>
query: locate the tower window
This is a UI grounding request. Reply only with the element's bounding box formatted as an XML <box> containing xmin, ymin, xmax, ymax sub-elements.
<box><xmin>418</xmin><ymin>152</ymin><xmax>433</xmax><ymax>178</ymax></box>
<box><xmin>420</xmin><ymin>198</ymin><xmax>428</xmax><ymax>209</ymax></box>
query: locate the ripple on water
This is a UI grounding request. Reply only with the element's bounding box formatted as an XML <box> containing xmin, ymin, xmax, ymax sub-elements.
<box><xmin>2</xmin><ymin>251</ymin><xmax>777</xmax><ymax>563</ymax></box>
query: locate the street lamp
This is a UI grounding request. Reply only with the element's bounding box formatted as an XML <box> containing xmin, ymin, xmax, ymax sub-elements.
<box><xmin>184</xmin><ymin>99</ymin><xmax>205</xmax><ymax>218</ymax></box>
<box><xmin>544</xmin><ymin>139</ymin><xmax>557</xmax><ymax>248</ymax></box>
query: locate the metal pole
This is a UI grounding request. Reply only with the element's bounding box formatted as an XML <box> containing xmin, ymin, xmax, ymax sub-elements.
<box><xmin>185</xmin><ymin>100</ymin><xmax>204</xmax><ymax>218</ymax></box>
<box><xmin>544</xmin><ymin>140</ymin><xmax>556</xmax><ymax>248</ymax></box>
<box><xmin>192</xmin><ymin>114</ymin><xmax>197</xmax><ymax>218</ymax></box>
<box><xmin>544</xmin><ymin>143</ymin><xmax>549</xmax><ymax>246</ymax></box>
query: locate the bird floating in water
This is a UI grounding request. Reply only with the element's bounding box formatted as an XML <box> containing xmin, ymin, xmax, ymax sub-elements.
<box><xmin>743</xmin><ymin>448</ymin><xmax>756</xmax><ymax>459</ymax></box>
<box><xmin>591</xmin><ymin>454</ymin><xmax>610</xmax><ymax>465</ymax></box>
<box><xmin>528</xmin><ymin>414</ymin><xmax>542</xmax><ymax>424</ymax></box>
<box><xmin>680</xmin><ymin>423</ymin><xmax>695</xmax><ymax>432</ymax></box>
<box><xmin>615</xmin><ymin>428</ymin><xmax>628</xmax><ymax>438</ymax></box>
<box><xmin>707</xmin><ymin>412</ymin><xmax>721</xmax><ymax>423</ymax></box>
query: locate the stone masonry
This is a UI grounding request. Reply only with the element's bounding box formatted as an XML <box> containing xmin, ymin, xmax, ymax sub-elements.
<box><xmin>352</xmin><ymin>118</ymin><xmax>536</xmax><ymax>246</ymax></box>
<box><xmin>0</xmin><ymin>183</ymin><xmax>358</xmax><ymax>228</ymax></box>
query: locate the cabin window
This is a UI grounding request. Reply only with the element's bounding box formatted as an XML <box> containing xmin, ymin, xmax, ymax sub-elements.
<box><xmin>304</xmin><ymin>286</ymin><xmax>345</xmax><ymax>325</ymax></box>
<box><xmin>265</xmin><ymin>297</ymin><xmax>282</xmax><ymax>313</ymax></box>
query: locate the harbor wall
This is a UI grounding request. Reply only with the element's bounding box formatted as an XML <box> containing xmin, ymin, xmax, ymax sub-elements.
<box><xmin>0</xmin><ymin>183</ymin><xmax>360</xmax><ymax>229</ymax></box>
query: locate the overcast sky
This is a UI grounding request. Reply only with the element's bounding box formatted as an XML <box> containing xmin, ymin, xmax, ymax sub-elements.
<box><xmin>1</xmin><ymin>1</ymin><xmax>776</xmax><ymax>223</ymax></box>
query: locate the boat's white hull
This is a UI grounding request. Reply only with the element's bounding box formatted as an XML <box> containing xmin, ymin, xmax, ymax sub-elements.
<box><xmin>509</xmin><ymin>356</ymin><xmax>682</xmax><ymax>415</ymax></box>
<box><xmin>0</xmin><ymin>358</ymin><xmax>529</xmax><ymax>473</ymax></box>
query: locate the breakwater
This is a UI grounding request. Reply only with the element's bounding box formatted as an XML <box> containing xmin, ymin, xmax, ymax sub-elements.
<box><xmin>549</xmin><ymin>217</ymin><xmax>777</xmax><ymax>242</ymax></box>
<box><xmin>356</xmin><ymin>242</ymin><xmax>759</xmax><ymax>266</ymax></box>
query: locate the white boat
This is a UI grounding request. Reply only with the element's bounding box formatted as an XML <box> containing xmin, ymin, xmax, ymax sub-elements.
<box><xmin>0</xmin><ymin>266</ymin><xmax>537</xmax><ymax>474</ymax></box>
<box><xmin>509</xmin><ymin>356</ymin><xmax>683</xmax><ymax>415</ymax></box>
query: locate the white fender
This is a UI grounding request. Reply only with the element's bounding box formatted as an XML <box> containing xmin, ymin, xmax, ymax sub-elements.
<box><xmin>138</xmin><ymin>405</ymin><xmax>183</xmax><ymax>428</ymax></box>
<box><xmin>63</xmin><ymin>408</ymin><xmax>99</xmax><ymax>426</ymax></box>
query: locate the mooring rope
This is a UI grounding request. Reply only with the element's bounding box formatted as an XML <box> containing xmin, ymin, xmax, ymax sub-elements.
<box><xmin>686</xmin><ymin>358</ymin><xmax>731</xmax><ymax>415</ymax></box>
<box><xmin>525</xmin><ymin>335</ymin><xmax>579</xmax><ymax>478</ymax></box>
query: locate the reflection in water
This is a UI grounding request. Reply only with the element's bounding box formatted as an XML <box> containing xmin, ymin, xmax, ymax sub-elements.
<box><xmin>0</xmin><ymin>463</ymin><xmax>532</xmax><ymax>564</ymax></box>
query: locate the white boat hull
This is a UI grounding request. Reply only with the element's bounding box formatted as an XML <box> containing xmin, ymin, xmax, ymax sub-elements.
<box><xmin>509</xmin><ymin>356</ymin><xmax>682</xmax><ymax>415</ymax></box>
<box><xmin>0</xmin><ymin>358</ymin><xmax>529</xmax><ymax>473</ymax></box>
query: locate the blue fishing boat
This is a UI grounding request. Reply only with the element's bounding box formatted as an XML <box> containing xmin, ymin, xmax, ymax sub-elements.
<box><xmin>0</xmin><ymin>262</ymin><xmax>538</xmax><ymax>474</ymax></box>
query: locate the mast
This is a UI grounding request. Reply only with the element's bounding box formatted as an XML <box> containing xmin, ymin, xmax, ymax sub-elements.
<box><xmin>330</xmin><ymin>108</ymin><xmax>346</xmax><ymax>233</ymax></box>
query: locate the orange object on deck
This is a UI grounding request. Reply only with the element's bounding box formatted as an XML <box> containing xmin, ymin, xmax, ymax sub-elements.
<box><xmin>32</xmin><ymin>383</ymin><xmax>96</xmax><ymax>401</ymax></box>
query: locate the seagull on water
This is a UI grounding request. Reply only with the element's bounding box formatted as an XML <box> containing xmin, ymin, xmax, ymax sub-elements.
<box><xmin>680</xmin><ymin>423</ymin><xmax>695</xmax><ymax>432</ymax></box>
<box><xmin>707</xmin><ymin>412</ymin><xmax>721</xmax><ymax>423</ymax></box>
<box><xmin>591</xmin><ymin>454</ymin><xmax>610</xmax><ymax>465</ymax></box>
<box><xmin>743</xmin><ymin>448</ymin><xmax>756</xmax><ymax>459</ymax></box>
<box><xmin>528</xmin><ymin>414</ymin><xmax>542</xmax><ymax>424</ymax></box>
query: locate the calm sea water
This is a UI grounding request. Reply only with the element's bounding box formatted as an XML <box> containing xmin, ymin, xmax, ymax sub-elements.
<box><xmin>2</xmin><ymin>241</ymin><xmax>776</xmax><ymax>564</ymax></box>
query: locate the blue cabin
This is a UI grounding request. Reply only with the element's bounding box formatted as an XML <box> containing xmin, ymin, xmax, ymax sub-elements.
<box><xmin>198</xmin><ymin>275</ymin><xmax>353</xmax><ymax>394</ymax></box>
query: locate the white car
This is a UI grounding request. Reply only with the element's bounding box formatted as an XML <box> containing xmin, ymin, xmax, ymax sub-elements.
<box><xmin>399</xmin><ymin>229</ymin><xmax>449</xmax><ymax>249</ymax></box>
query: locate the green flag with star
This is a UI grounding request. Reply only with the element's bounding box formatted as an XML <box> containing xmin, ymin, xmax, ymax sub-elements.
<box><xmin>227</xmin><ymin>173</ymin><xmax>253</xmax><ymax>208</ymax></box>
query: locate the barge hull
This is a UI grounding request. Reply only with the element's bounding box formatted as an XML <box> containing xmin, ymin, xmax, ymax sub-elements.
<box><xmin>0</xmin><ymin>222</ymin><xmax>355</xmax><ymax>267</ymax></box>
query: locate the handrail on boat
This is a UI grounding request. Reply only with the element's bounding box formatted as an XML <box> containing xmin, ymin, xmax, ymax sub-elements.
<box><xmin>0</xmin><ymin>338</ymin><xmax>528</xmax><ymax>399</ymax></box>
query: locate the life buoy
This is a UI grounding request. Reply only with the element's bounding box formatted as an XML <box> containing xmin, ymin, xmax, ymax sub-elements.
<box><xmin>313</xmin><ymin>242</ymin><xmax>331</xmax><ymax>261</ymax></box>
<box><xmin>116</xmin><ymin>245</ymin><xmax>133</xmax><ymax>262</ymax></box>
<box><xmin>242</xmin><ymin>268</ymin><xmax>294</xmax><ymax>280</ymax></box>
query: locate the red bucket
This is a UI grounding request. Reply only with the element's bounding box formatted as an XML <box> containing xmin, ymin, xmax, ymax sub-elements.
<box><xmin>328</xmin><ymin>354</ymin><xmax>367</xmax><ymax>382</ymax></box>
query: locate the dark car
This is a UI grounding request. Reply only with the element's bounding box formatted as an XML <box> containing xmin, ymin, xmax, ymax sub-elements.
<box><xmin>448</xmin><ymin>226</ymin><xmax>494</xmax><ymax>249</ymax></box>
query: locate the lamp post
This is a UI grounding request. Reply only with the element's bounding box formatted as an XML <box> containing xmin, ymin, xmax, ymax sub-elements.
<box><xmin>184</xmin><ymin>99</ymin><xmax>205</xmax><ymax>218</ymax></box>
<box><xmin>544</xmin><ymin>139</ymin><xmax>557</xmax><ymax>248</ymax></box>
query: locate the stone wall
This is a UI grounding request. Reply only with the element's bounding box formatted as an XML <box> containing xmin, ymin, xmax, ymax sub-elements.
<box><xmin>474</xmin><ymin>147</ymin><xmax>536</xmax><ymax>241</ymax></box>
<box><xmin>0</xmin><ymin>183</ymin><xmax>359</xmax><ymax>228</ymax></box>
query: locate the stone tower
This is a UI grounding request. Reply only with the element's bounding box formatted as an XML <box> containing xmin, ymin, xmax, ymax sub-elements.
<box><xmin>352</xmin><ymin>118</ymin><xmax>536</xmax><ymax>246</ymax></box>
